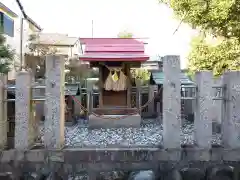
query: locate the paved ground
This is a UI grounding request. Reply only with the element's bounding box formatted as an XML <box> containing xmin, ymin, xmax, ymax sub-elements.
<box><xmin>39</xmin><ymin>119</ymin><xmax>221</xmax><ymax>147</ymax></box>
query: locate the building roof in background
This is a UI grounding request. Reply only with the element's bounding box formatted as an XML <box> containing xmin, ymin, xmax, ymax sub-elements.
<box><xmin>140</xmin><ymin>55</ymin><xmax>162</xmax><ymax>70</ymax></box>
<box><xmin>0</xmin><ymin>2</ymin><xmax>18</xmax><ymax>18</ymax></box>
<box><xmin>26</xmin><ymin>16</ymin><xmax>42</xmax><ymax>31</ymax></box>
<box><xmin>141</xmin><ymin>62</ymin><xmax>160</xmax><ymax>70</ymax></box>
<box><xmin>31</xmin><ymin>33</ymin><xmax>79</xmax><ymax>46</ymax></box>
<box><xmin>147</xmin><ymin>54</ymin><xmax>162</xmax><ymax>62</ymax></box>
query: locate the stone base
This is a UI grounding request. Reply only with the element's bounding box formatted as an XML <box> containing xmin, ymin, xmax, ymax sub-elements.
<box><xmin>89</xmin><ymin>114</ymin><xmax>141</xmax><ymax>128</ymax></box>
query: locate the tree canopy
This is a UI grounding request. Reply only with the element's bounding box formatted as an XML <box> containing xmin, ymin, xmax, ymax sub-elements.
<box><xmin>159</xmin><ymin>0</ymin><xmax>240</xmax><ymax>76</ymax></box>
<box><xmin>0</xmin><ymin>34</ymin><xmax>15</xmax><ymax>74</ymax></box>
<box><xmin>188</xmin><ymin>35</ymin><xmax>240</xmax><ymax>76</ymax></box>
<box><xmin>160</xmin><ymin>0</ymin><xmax>240</xmax><ymax>40</ymax></box>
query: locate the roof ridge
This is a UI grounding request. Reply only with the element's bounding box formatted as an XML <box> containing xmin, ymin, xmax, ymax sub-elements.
<box><xmin>15</xmin><ymin>0</ymin><xmax>42</xmax><ymax>31</ymax></box>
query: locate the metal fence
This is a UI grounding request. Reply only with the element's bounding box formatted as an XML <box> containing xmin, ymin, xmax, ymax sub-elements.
<box><xmin>5</xmin><ymin>82</ymin><xmax>197</xmax><ymax>124</ymax></box>
<box><xmin>81</xmin><ymin>85</ymin><xmax>196</xmax><ymax>119</ymax></box>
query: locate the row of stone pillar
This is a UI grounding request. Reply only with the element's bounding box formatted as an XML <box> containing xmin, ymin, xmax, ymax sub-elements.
<box><xmin>163</xmin><ymin>55</ymin><xmax>240</xmax><ymax>149</ymax></box>
<box><xmin>0</xmin><ymin>56</ymin><xmax>66</xmax><ymax>150</ymax></box>
<box><xmin>0</xmin><ymin>55</ymin><xmax>239</xmax><ymax>150</ymax></box>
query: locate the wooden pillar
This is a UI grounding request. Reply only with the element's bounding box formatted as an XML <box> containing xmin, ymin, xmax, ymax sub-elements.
<box><xmin>126</xmin><ymin>64</ymin><xmax>131</xmax><ymax>108</ymax></box>
<box><xmin>87</xmin><ymin>80</ymin><xmax>93</xmax><ymax>113</ymax></box>
<box><xmin>136</xmin><ymin>79</ymin><xmax>141</xmax><ymax>114</ymax></box>
<box><xmin>99</xmin><ymin>66</ymin><xmax>103</xmax><ymax>107</ymax></box>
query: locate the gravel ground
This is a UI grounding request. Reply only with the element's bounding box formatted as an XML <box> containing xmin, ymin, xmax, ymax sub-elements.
<box><xmin>39</xmin><ymin>119</ymin><xmax>222</xmax><ymax>147</ymax></box>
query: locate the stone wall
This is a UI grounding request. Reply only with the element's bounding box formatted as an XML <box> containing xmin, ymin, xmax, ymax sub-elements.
<box><xmin>0</xmin><ymin>147</ymin><xmax>239</xmax><ymax>179</ymax></box>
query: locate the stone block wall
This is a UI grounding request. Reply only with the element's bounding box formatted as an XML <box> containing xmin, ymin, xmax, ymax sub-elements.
<box><xmin>0</xmin><ymin>147</ymin><xmax>239</xmax><ymax>179</ymax></box>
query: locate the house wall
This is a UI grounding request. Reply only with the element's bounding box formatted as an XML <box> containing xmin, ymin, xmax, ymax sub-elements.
<box><xmin>73</xmin><ymin>39</ymin><xmax>82</xmax><ymax>56</ymax></box>
<box><xmin>1</xmin><ymin>0</ymin><xmax>40</xmax><ymax>80</ymax></box>
<box><xmin>52</xmin><ymin>41</ymin><xmax>81</xmax><ymax>57</ymax></box>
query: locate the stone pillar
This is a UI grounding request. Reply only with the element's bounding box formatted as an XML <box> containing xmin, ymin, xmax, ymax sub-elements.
<box><xmin>157</xmin><ymin>102</ymin><xmax>162</xmax><ymax>123</ymax></box>
<box><xmin>162</xmin><ymin>55</ymin><xmax>181</xmax><ymax>148</ymax></box>
<box><xmin>148</xmin><ymin>85</ymin><xmax>155</xmax><ymax>115</ymax></box>
<box><xmin>212</xmin><ymin>76</ymin><xmax>224</xmax><ymax>134</ymax></box>
<box><xmin>66</xmin><ymin>96</ymin><xmax>73</xmax><ymax>122</ymax></box>
<box><xmin>44</xmin><ymin>55</ymin><xmax>65</xmax><ymax>149</ymax></box>
<box><xmin>212</xmin><ymin>76</ymin><xmax>224</xmax><ymax>123</ymax></box>
<box><xmin>0</xmin><ymin>74</ymin><xmax>7</xmax><ymax>149</ymax></box>
<box><xmin>194</xmin><ymin>71</ymin><xmax>214</xmax><ymax>148</ymax></box>
<box><xmin>73</xmin><ymin>96</ymin><xmax>81</xmax><ymax>116</ymax></box>
<box><xmin>222</xmin><ymin>72</ymin><xmax>240</xmax><ymax>148</ymax></box>
<box><xmin>15</xmin><ymin>71</ymin><xmax>35</xmax><ymax>150</ymax></box>
<box><xmin>135</xmin><ymin>79</ymin><xmax>141</xmax><ymax>110</ymax></box>
<box><xmin>87</xmin><ymin>80</ymin><xmax>93</xmax><ymax>113</ymax></box>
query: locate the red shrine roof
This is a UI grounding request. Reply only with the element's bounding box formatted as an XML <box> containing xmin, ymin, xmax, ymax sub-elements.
<box><xmin>79</xmin><ymin>38</ymin><xmax>149</xmax><ymax>62</ymax></box>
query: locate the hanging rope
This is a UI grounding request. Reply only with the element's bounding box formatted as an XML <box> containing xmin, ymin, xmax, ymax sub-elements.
<box><xmin>66</xmin><ymin>86</ymin><xmax>162</xmax><ymax>120</ymax></box>
<box><xmin>104</xmin><ymin>66</ymin><xmax>127</xmax><ymax>91</ymax></box>
<box><xmin>64</xmin><ymin>62</ymin><xmax>162</xmax><ymax>120</ymax></box>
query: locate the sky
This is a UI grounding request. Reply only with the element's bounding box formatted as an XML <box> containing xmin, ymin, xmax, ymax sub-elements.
<box><xmin>4</xmin><ymin>0</ymin><xmax>198</xmax><ymax>68</ymax></box>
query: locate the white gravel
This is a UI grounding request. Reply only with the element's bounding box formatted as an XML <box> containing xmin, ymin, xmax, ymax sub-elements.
<box><xmin>38</xmin><ymin>120</ymin><xmax>221</xmax><ymax>147</ymax></box>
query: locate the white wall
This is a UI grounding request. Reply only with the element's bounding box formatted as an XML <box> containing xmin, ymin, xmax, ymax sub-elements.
<box><xmin>73</xmin><ymin>39</ymin><xmax>82</xmax><ymax>56</ymax></box>
<box><xmin>1</xmin><ymin>0</ymin><xmax>38</xmax><ymax>80</ymax></box>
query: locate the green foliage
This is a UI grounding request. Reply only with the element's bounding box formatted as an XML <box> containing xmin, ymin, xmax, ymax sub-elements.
<box><xmin>0</xmin><ymin>34</ymin><xmax>15</xmax><ymax>74</ymax></box>
<box><xmin>159</xmin><ymin>0</ymin><xmax>240</xmax><ymax>76</ymax></box>
<box><xmin>159</xmin><ymin>0</ymin><xmax>240</xmax><ymax>40</ymax></box>
<box><xmin>117</xmin><ymin>31</ymin><xmax>133</xmax><ymax>38</ymax></box>
<box><xmin>188</xmin><ymin>35</ymin><xmax>240</xmax><ymax>76</ymax></box>
<box><xmin>131</xmin><ymin>68</ymin><xmax>151</xmax><ymax>85</ymax></box>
